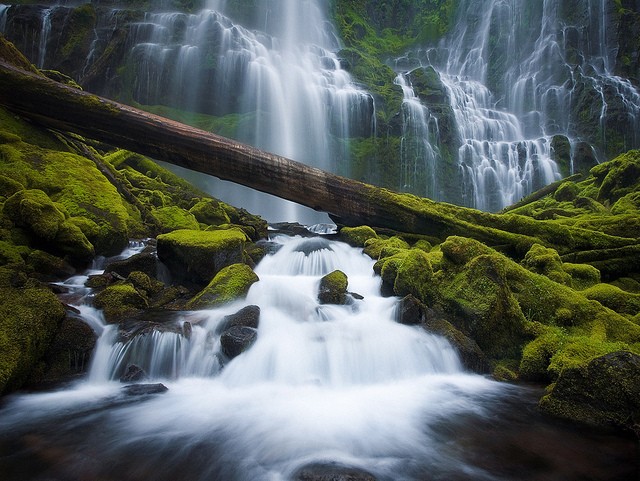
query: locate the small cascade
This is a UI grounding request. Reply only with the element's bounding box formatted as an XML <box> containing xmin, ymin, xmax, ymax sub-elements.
<box><xmin>394</xmin><ymin>73</ymin><xmax>440</xmax><ymax>199</ymax></box>
<box><xmin>0</xmin><ymin>5</ymin><xmax>8</xmax><ymax>32</ymax></box>
<box><xmin>36</xmin><ymin>7</ymin><xmax>52</xmax><ymax>68</ymax></box>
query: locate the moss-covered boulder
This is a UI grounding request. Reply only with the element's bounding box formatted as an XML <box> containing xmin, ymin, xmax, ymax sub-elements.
<box><xmin>582</xmin><ymin>283</ymin><xmax>640</xmax><ymax>318</ymax></box>
<box><xmin>539</xmin><ymin>351</ymin><xmax>640</xmax><ymax>431</ymax></box>
<box><xmin>339</xmin><ymin>225</ymin><xmax>378</xmax><ymax>247</ymax></box>
<box><xmin>2</xmin><ymin>189</ymin><xmax>94</xmax><ymax>264</ymax></box>
<box><xmin>318</xmin><ymin>270</ymin><xmax>349</xmax><ymax>305</ymax></box>
<box><xmin>0</xmin><ymin>285</ymin><xmax>66</xmax><ymax>394</ymax></box>
<box><xmin>150</xmin><ymin>206</ymin><xmax>200</xmax><ymax>233</ymax></box>
<box><xmin>93</xmin><ymin>283</ymin><xmax>148</xmax><ymax>323</ymax></box>
<box><xmin>186</xmin><ymin>263</ymin><xmax>259</xmax><ymax>310</ymax></box>
<box><xmin>189</xmin><ymin>198</ymin><xmax>231</xmax><ymax>226</ymax></box>
<box><xmin>157</xmin><ymin>228</ymin><xmax>250</xmax><ymax>285</ymax></box>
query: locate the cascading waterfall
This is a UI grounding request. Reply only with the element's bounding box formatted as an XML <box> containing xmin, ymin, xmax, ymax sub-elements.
<box><xmin>36</xmin><ymin>7</ymin><xmax>51</xmax><ymax>68</ymax></box>
<box><xmin>0</xmin><ymin>5</ymin><xmax>8</xmax><ymax>32</ymax></box>
<box><xmin>394</xmin><ymin>73</ymin><xmax>440</xmax><ymax>198</ymax></box>
<box><xmin>394</xmin><ymin>0</ymin><xmax>640</xmax><ymax>210</ymax></box>
<box><xmin>0</xmin><ymin>234</ymin><xmax>512</xmax><ymax>480</ymax></box>
<box><xmin>121</xmin><ymin>1</ymin><xmax>373</xmax><ymax>223</ymax></box>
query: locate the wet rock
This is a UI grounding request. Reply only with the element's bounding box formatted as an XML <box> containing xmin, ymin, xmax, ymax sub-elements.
<box><xmin>221</xmin><ymin>305</ymin><xmax>260</xmax><ymax>331</ymax></box>
<box><xmin>220</xmin><ymin>325</ymin><xmax>257</xmax><ymax>359</ymax></box>
<box><xmin>120</xmin><ymin>364</ymin><xmax>147</xmax><ymax>383</ymax></box>
<box><xmin>318</xmin><ymin>270</ymin><xmax>348</xmax><ymax>305</ymax></box>
<box><xmin>186</xmin><ymin>263</ymin><xmax>259</xmax><ymax>310</ymax></box>
<box><xmin>105</xmin><ymin>251</ymin><xmax>158</xmax><ymax>279</ymax></box>
<box><xmin>539</xmin><ymin>351</ymin><xmax>640</xmax><ymax>432</ymax></box>
<box><xmin>121</xmin><ymin>383</ymin><xmax>168</xmax><ymax>396</ymax></box>
<box><xmin>397</xmin><ymin>294</ymin><xmax>424</xmax><ymax>325</ymax></box>
<box><xmin>293</xmin><ymin>462</ymin><xmax>377</xmax><ymax>481</ymax></box>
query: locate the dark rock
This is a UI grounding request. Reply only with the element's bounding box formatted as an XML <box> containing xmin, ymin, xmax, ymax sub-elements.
<box><xmin>539</xmin><ymin>351</ymin><xmax>640</xmax><ymax>432</ymax></box>
<box><xmin>293</xmin><ymin>462</ymin><xmax>377</xmax><ymax>481</ymax></box>
<box><xmin>182</xmin><ymin>321</ymin><xmax>192</xmax><ymax>339</ymax></box>
<box><xmin>120</xmin><ymin>364</ymin><xmax>147</xmax><ymax>383</ymax></box>
<box><xmin>105</xmin><ymin>251</ymin><xmax>158</xmax><ymax>280</ymax></box>
<box><xmin>397</xmin><ymin>294</ymin><xmax>424</xmax><ymax>325</ymax></box>
<box><xmin>121</xmin><ymin>383</ymin><xmax>168</xmax><ymax>396</ymax></box>
<box><xmin>318</xmin><ymin>270</ymin><xmax>348</xmax><ymax>305</ymax></box>
<box><xmin>220</xmin><ymin>325</ymin><xmax>257</xmax><ymax>359</ymax></box>
<box><xmin>294</xmin><ymin>237</ymin><xmax>333</xmax><ymax>255</ymax></box>
<box><xmin>221</xmin><ymin>305</ymin><xmax>260</xmax><ymax>331</ymax></box>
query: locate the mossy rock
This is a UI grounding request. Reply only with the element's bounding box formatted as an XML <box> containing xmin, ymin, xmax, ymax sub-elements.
<box><xmin>611</xmin><ymin>191</ymin><xmax>640</xmax><ymax>215</ymax></box>
<box><xmin>3</xmin><ymin>189</ymin><xmax>66</xmax><ymax>241</ymax></box>
<box><xmin>522</xmin><ymin>244</ymin><xmax>572</xmax><ymax>286</ymax></box>
<box><xmin>126</xmin><ymin>271</ymin><xmax>164</xmax><ymax>297</ymax></box>
<box><xmin>393</xmin><ymin>248</ymin><xmax>433</xmax><ymax>300</ymax></box>
<box><xmin>189</xmin><ymin>198</ymin><xmax>230</xmax><ymax>226</ymax></box>
<box><xmin>339</xmin><ymin>225</ymin><xmax>378</xmax><ymax>247</ymax></box>
<box><xmin>150</xmin><ymin>206</ymin><xmax>200</xmax><ymax>233</ymax></box>
<box><xmin>562</xmin><ymin>262</ymin><xmax>601</xmax><ymax>290</ymax></box>
<box><xmin>363</xmin><ymin>235</ymin><xmax>410</xmax><ymax>259</ymax></box>
<box><xmin>318</xmin><ymin>270</ymin><xmax>349</xmax><ymax>305</ymax></box>
<box><xmin>0</xmin><ymin>140</ymin><xmax>131</xmax><ymax>255</ymax></box>
<box><xmin>157</xmin><ymin>228</ymin><xmax>249</xmax><ymax>285</ymax></box>
<box><xmin>0</xmin><ymin>285</ymin><xmax>66</xmax><ymax>394</ymax></box>
<box><xmin>186</xmin><ymin>263</ymin><xmax>259</xmax><ymax>309</ymax></box>
<box><xmin>553</xmin><ymin>181</ymin><xmax>580</xmax><ymax>202</ymax></box>
<box><xmin>0</xmin><ymin>239</ymin><xmax>27</xmax><ymax>268</ymax></box>
<box><xmin>93</xmin><ymin>283</ymin><xmax>148</xmax><ymax>323</ymax></box>
<box><xmin>26</xmin><ymin>249</ymin><xmax>75</xmax><ymax>280</ymax></box>
<box><xmin>592</xmin><ymin>150</ymin><xmax>640</xmax><ymax>204</ymax></box>
<box><xmin>0</xmin><ymin>175</ymin><xmax>23</xmax><ymax>197</ymax></box>
<box><xmin>519</xmin><ymin>327</ymin><xmax>565</xmax><ymax>381</ymax></box>
<box><xmin>539</xmin><ymin>351</ymin><xmax>640</xmax><ymax>430</ymax></box>
<box><xmin>582</xmin><ymin>283</ymin><xmax>640</xmax><ymax>317</ymax></box>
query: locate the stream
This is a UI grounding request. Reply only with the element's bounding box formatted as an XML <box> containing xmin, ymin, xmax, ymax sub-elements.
<box><xmin>0</xmin><ymin>232</ymin><xmax>637</xmax><ymax>480</ymax></box>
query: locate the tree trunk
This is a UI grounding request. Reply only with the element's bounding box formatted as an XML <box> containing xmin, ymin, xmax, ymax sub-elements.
<box><xmin>0</xmin><ymin>60</ymin><xmax>636</xmax><ymax>258</ymax></box>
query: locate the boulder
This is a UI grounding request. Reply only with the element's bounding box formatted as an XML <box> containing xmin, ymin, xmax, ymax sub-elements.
<box><xmin>121</xmin><ymin>383</ymin><xmax>168</xmax><ymax>396</ymax></box>
<box><xmin>120</xmin><ymin>364</ymin><xmax>147</xmax><ymax>383</ymax></box>
<box><xmin>156</xmin><ymin>229</ymin><xmax>249</xmax><ymax>285</ymax></box>
<box><xmin>220</xmin><ymin>325</ymin><xmax>257</xmax><ymax>359</ymax></box>
<box><xmin>539</xmin><ymin>351</ymin><xmax>640</xmax><ymax>432</ymax></box>
<box><xmin>105</xmin><ymin>251</ymin><xmax>159</xmax><ymax>279</ymax></box>
<box><xmin>318</xmin><ymin>270</ymin><xmax>348</xmax><ymax>305</ymax></box>
<box><xmin>293</xmin><ymin>463</ymin><xmax>377</xmax><ymax>481</ymax></box>
<box><xmin>186</xmin><ymin>263</ymin><xmax>259</xmax><ymax>310</ymax></box>
<box><xmin>93</xmin><ymin>283</ymin><xmax>148</xmax><ymax>323</ymax></box>
<box><xmin>220</xmin><ymin>305</ymin><xmax>260</xmax><ymax>331</ymax></box>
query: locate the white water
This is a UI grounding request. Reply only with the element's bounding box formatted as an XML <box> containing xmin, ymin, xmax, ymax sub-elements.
<box><xmin>393</xmin><ymin>0</ymin><xmax>640</xmax><ymax>210</ymax></box>
<box><xmin>0</xmin><ymin>235</ymin><xmax>507</xmax><ymax>480</ymax></box>
<box><xmin>123</xmin><ymin>1</ymin><xmax>373</xmax><ymax>223</ymax></box>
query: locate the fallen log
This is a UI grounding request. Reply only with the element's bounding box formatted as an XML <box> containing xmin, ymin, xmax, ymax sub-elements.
<box><xmin>0</xmin><ymin>59</ymin><xmax>636</xmax><ymax>257</ymax></box>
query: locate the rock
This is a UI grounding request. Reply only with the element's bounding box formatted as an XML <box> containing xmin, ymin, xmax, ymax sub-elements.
<box><xmin>339</xmin><ymin>225</ymin><xmax>378</xmax><ymax>247</ymax></box>
<box><xmin>156</xmin><ymin>229</ymin><xmax>249</xmax><ymax>285</ymax></box>
<box><xmin>189</xmin><ymin>198</ymin><xmax>230</xmax><ymax>225</ymax></box>
<box><xmin>40</xmin><ymin>316</ymin><xmax>97</xmax><ymax>381</ymax></box>
<box><xmin>93</xmin><ymin>283</ymin><xmax>148</xmax><ymax>323</ymax></box>
<box><xmin>221</xmin><ymin>305</ymin><xmax>260</xmax><ymax>331</ymax></box>
<box><xmin>539</xmin><ymin>351</ymin><xmax>640</xmax><ymax>431</ymax></box>
<box><xmin>0</xmin><ymin>285</ymin><xmax>66</xmax><ymax>394</ymax></box>
<box><xmin>105</xmin><ymin>251</ymin><xmax>158</xmax><ymax>279</ymax></box>
<box><xmin>220</xmin><ymin>325</ymin><xmax>258</xmax><ymax>359</ymax></box>
<box><xmin>121</xmin><ymin>383</ymin><xmax>168</xmax><ymax>396</ymax></box>
<box><xmin>186</xmin><ymin>263</ymin><xmax>259</xmax><ymax>310</ymax></box>
<box><xmin>120</xmin><ymin>364</ymin><xmax>147</xmax><ymax>383</ymax></box>
<box><xmin>293</xmin><ymin>462</ymin><xmax>377</xmax><ymax>481</ymax></box>
<box><xmin>397</xmin><ymin>294</ymin><xmax>424</xmax><ymax>325</ymax></box>
<box><xmin>318</xmin><ymin>270</ymin><xmax>348</xmax><ymax>305</ymax></box>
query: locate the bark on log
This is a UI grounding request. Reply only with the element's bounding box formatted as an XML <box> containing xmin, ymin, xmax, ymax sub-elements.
<box><xmin>0</xmin><ymin>60</ymin><xmax>637</xmax><ymax>258</ymax></box>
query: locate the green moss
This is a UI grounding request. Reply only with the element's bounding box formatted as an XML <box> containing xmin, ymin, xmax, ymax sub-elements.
<box><xmin>611</xmin><ymin>191</ymin><xmax>640</xmax><ymax>215</ymax></box>
<box><xmin>340</xmin><ymin>225</ymin><xmax>379</xmax><ymax>247</ymax></box>
<box><xmin>3</xmin><ymin>189</ymin><xmax>65</xmax><ymax>241</ymax></box>
<box><xmin>492</xmin><ymin>359</ymin><xmax>520</xmax><ymax>382</ymax></box>
<box><xmin>186</xmin><ymin>263</ymin><xmax>258</xmax><ymax>309</ymax></box>
<box><xmin>520</xmin><ymin>327</ymin><xmax>565</xmax><ymax>381</ymax></box>
<box><xmin>0</xmin><ymin>285</ymin><xmax>66</xmax><ymax>394</ymax></box>
<box><xmin>157</xmin><ymin>228</ymin><xmax>249</xmax><ymax>285</ymax></box>
<box><xmin>562</xmin><ymin>262</ymin><xmax>601</xmax><ymax>290</ymax></box>
<box><xmin>318</xmin><ymin>270</ymin><xmax>349</xmax><ymax>305</ymax></box>
<box><xmin>582</xmin><ymin>283</ymin><xmax>640</xmax><ymax>317</ymax></box>
<box><xmin>393</xmin><ymin>248</ymin><xmax>433</xmax><ymax>300</ymax></box>
<box><xmin>93</xmin><ymin>283</ymin><xmax>148</xmax><ymax>323</ymax></box>
<box><xmin>554</xmin><ymin>181</ymin><xmax>580</xmax><ymax>202</ymax></box>
<box><xmin>522</xmin><ymin>244</ymin><xmax>572</xmax><ymax>286</ymax></box>
<box><xmin>126</xmin><ymin>271</ymin><xmax>164</xmax><ymax>297</ymax></box>
<box><xmin>592</xmin><ymin>150</ymin><xmax>640</xmax><ymax>204</ymax></box>
<box><xmin>364</xmin><ymin>235</ymin><xmax>410</xmax><ymax>259</ymax></box>
<box><xmin>150</xmin><ymin>206</ymin><xmax>200</xmax><ymax>233</ymax></box>
<box><xmin>189</xmin><ymin>198</ymin><xmax>230</xmax><ymax>226</ymax></box>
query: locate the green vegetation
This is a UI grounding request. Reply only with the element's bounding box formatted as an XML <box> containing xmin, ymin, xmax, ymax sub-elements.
<box><xmin>318</xmin><ymin>270</ymin><xmax>349</xmax><ymax>305</ymax></box>
<box><xmin>187</xmin><ymin>263</ymin><xmax>259</xmax><ymax>309</ymax></box>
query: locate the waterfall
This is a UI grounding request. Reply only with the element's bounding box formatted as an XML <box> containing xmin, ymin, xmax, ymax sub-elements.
<box><xmin>121</xmin><ymin>2</ymin><xmax>373</xmax><ymax>223</ymax></box>
<box><xmin>395</xmin><ymin>73</ymin><xmax>440</xmax><ymax>198</ymax></box>
<box><xmin>394</xmin><ymin>0</ymin><xmax>640</xmax><ymax>210</ymax></box>
<box><xmin>36</xmin><ymin>7</ymin><xmax>52</xmax><ymax>68</ymax></box>
<box><xmin>0</xmin><ymin>5</ymin><xmax>8</xmax><ymax>32</ymax></box>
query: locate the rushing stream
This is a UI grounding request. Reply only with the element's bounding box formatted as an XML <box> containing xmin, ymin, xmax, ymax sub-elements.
<box><xmin>0</xmin><ymin>234</ymin><xmax>638</xmax><ymax>480</ymax></box>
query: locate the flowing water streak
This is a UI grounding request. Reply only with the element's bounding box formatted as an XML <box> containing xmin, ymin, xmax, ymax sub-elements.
<box><xmin>124</xmin><ymin>1</ymin><xmax>373</xmax><ymax>222</ymax></box>
<box><xmin>0</xmin><ymin>5</ymin><xmax>8</xmax><ymax>32</ymax></box>
<box><xmin>36</xmin><ymin>7</ymin><xmax>52</xmax><ymax>68</ymax></box>
<box><xmin>394</xmin><ymin>73</ymin><xmax>440</xmax><ymax>198</ymax></box>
